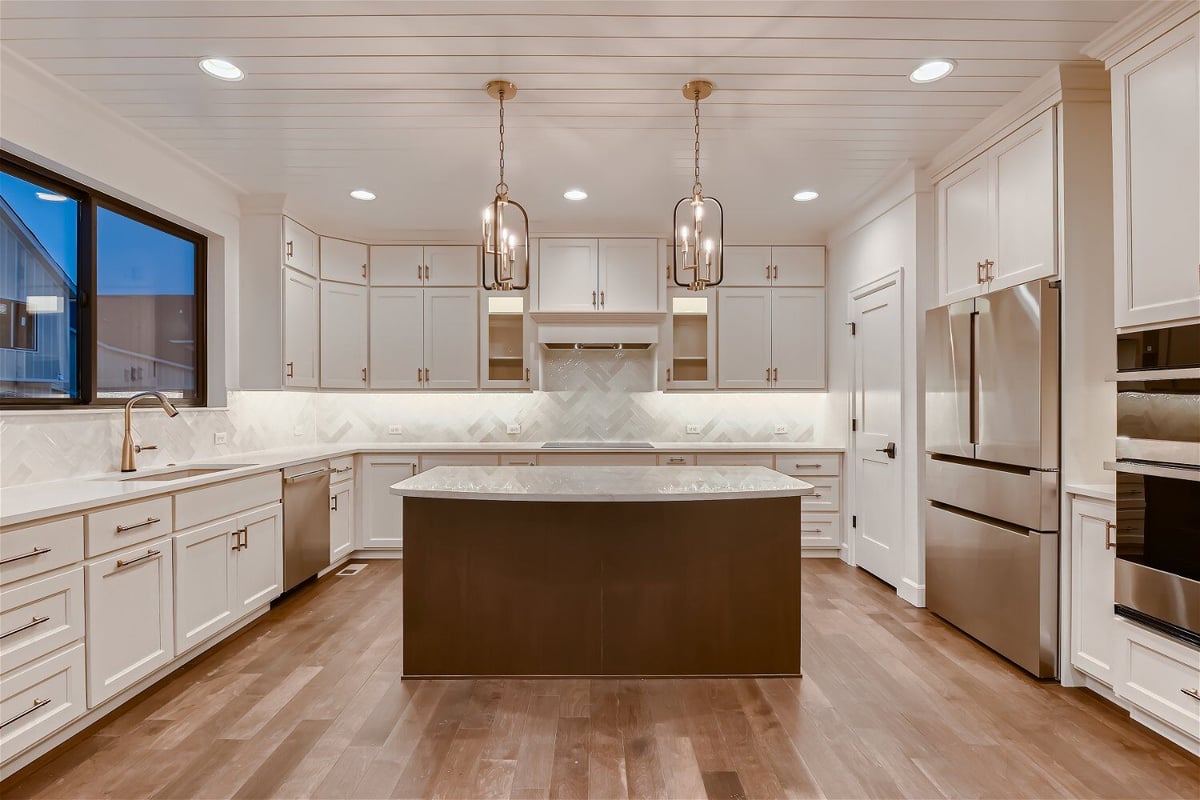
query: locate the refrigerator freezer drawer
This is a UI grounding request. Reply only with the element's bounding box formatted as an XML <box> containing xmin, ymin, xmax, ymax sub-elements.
<box><xmin>925</xmin><ymin>454</ymin><xmax>1059</xmax><ymax>532</ymax></box>
<box><xmin>926</xmin><ymin>503</ymin><xmax>1058</xmax><ymax>678</ymax></box>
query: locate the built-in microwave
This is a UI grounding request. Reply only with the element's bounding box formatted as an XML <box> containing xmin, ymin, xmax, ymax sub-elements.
<box><xmin>1110</xmin><ymin>323</ymin><xmax>1200</xmax><ymax>646</ymax></box>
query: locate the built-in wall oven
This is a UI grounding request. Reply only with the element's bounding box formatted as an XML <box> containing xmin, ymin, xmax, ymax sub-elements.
<box><xmin>1109</xmin><ymin>323</ymin><xmax>1200</xmax><ymax>647</ymax></box>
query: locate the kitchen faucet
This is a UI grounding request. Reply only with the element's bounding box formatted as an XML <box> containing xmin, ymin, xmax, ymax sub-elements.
<box><xmin>121</xmin><ymin>391</ymin><xmax>180</xmax><ymax>472</ymax></box>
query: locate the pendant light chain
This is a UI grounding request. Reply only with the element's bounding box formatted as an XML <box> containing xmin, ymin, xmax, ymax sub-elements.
<box><xmin>496</xmin><ymin>90</ymin><xmax>508</xmax><ymax>197</ymax></box>
<box><xmin>693</xmin><ymin>92</ymin><xmax>703</xmax><ymax>197</ymax></box>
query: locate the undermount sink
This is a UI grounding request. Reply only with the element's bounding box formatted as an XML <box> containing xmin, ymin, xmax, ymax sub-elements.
<box><xmin>114</xmin><ymin>464</ymin><xmax>253</xmax><ymax>482</ymax></box>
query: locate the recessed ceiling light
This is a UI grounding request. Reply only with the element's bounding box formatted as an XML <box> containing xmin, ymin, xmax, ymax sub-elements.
<box><xmin>909</xmin><ymin>59</ymin><xmax>956</xmax><ymax>84</ymax></box>
<box><xmin>793</xmin><ymin>190</ymin><xmax>819</xmax><ymax>202</ymax></box>
<box><xmin>198</xmin><ymin>58</ymin><xmax>245</xmax><ymax>82</ymax></box>
<box><xmin>35</xmin><ymin>191</ymin><xmax>68</xmax><ymax>202</ymax></box>
<box><xmin>349</xmin><ymin>189</ymin><xmax>376</xmax><ymax>201</ymax></box>
<box><xmin>563</xmin><ymin>189</ymin><xmax>588</xmax><ymax>200</ymax></box>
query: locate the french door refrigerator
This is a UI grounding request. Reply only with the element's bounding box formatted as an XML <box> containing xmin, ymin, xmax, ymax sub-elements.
<box><xmin>924</xmin><ymin>278</ymin><xmax>1060</xmax><ymax>678</ymax></box>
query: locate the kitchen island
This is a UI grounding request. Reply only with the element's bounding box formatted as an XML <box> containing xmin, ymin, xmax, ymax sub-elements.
<box><xmin>391</xmin><ymin>465</ymin><xmax>813</xmax><ymax>678</ymax></box>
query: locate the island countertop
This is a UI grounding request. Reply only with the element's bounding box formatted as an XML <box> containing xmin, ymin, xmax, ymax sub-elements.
<box><xmin>390</xmin><ymin>465</ymin><xmax>814</xmax><ymax>503</ymax></box>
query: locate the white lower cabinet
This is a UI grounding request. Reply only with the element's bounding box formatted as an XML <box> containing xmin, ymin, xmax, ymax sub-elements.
<box><xmin>0</xmin><ymin>643</ymin><xmax>86</xmax><ymax>760</ymax></box>
<box><xmin>359</xmin><ymin>456</ymin><xmax>418</xmax><ymax>549</ymax></box>
<box><xmin>84</xmin><ymin>538</ymin><xmax>173</xmax><ymax>706</ymax></box>
<box><xmin>1070</xmin><ymin>496</ymin><xmax>1118</xmax><ymax>687</ymax></box>
<box><xmin>1115</xmin><ymin>619</ymin><xmax>1200</xmax><ymax>754</ymax></box>
<box><xmin>0</xmin><ymin>568</ymin><xmax>84</xmax><ymax>674</ymax></box>
<box><xmin>235</xmin><ymin>505</ymin><xmax>283</xmax><ymax>615</ymax></box>
<box><xmin>330</xmin><ymin>480</ymin><xmax>355</xmax><ymax>563</ymax></box>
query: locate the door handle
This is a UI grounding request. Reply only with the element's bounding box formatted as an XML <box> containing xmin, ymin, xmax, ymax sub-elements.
<box><xmin>875</xmin><ymin>442</ymin><xmax>897</xmax><ymax>459</ymax></box>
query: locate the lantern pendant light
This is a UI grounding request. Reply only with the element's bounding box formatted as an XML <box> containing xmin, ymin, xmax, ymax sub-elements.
<box><xmin>480</xmin><ymin>80</ymin><xmax>530</xmax><ymax>291</ymax></box>
<box><xmin>671</xmin><ymin>80</ymin><xmax>724</xmax><ymax>291</ymax></box>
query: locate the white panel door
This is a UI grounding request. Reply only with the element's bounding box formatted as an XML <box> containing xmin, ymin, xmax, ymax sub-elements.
<box><xmin>717</xmin><ymin>288</ymin><xmax>772</xmax><ymax>388</ymax></box>
<box><xmin>172</xmin><ymin>518</ymin><xmax>237</xmax><ymax>655</ymax></box>
<box><xmin>85</xmin><ymin>538</ymin><xmax>173</xmax><ymax>705</ymax></box>
<box><xmin>991</xmin><ymin>107</ymin><xmax>1057</xmax><ymax>291</ymax></box>
<box><xmin>330</xmin><ymin>483</ymin><xmax>354</xmax><ymax>562</ymax></box>
<box><xmin>938</xmin><ymin>152</ymin><xmax>991</xmax><ymax>304</ymax></box>
<box><xmin>369</xmin><ymin>245</ymin><xmax>424</xmax><ymax>286</ymax></box>
<box><xmin>771</xmin><ymin>246</ymin><xmax>826</xmax><ymax>286</ymax></box>
<box><xmin>234</xmin><ymin>504</ymin><xmax>283</xmax><ymax>616</ymax></box>
<box><xmin>423</xmin><ymin>288</ymin><xmax>479</xmax><ymax>389</ymax></box>
<box><xmin>1112</xmin><ymin>23</ymin><xmax>1200</xmax><ymax>328</ymax></box>
<box><xmin>1071</xmin><ymin>497</ymin><xmax>1117</xmax><ymax>686</ymax></box>
<box><xmin>538</xmin><ymin>239</ymin><xmax>598</xmax><ymax>311</ymax></box>
<box><xmin>360</xmin><ymin>456</ymin><xmax>418</xmax><ymax>549</ymax></box>
<box><xmin>320</xmin><ymin>282</ymin><xmax>369</xmax><ymax>388</ymax></box>
<box><xmin>771</xmin><ymin>288</ymin><xmax>826</xmax><ymax>389</ymax></box>
<box><xmin>599</xmin><ymin>239</ymin><xmax>660</xmax><ymax>311</ymax></box>
<box><xmin>369</xmin><ymin>288</ymin><xmax>423</xmax><ymax>389</ymax></box>
<box><xmin>282</xmin><ymin>217</ymin><xmax>318</xmax><ymax>277</ymax></box>
<box><xmin>852</xmin><ymin>277</ymin><xmax>903</xmax><ymax>587</ymax></box>
<box><xmin>424</xmin><ymin>245</ymin><xmax>480</xmax><ymax>286</ymax></box>
<box><xmin>319</xmin><ymin>236</ymin><xmax>369</xmax><ymax>285</ymax></box>
<box><xmin>283</xmin><ymin>268</ymin><xmax>318</xmax><ymax>387</ymax></box>
<box><xmin>721</xmin><ymin>246</ymin><xmax>773</xmax><ymax>286</ymax></box>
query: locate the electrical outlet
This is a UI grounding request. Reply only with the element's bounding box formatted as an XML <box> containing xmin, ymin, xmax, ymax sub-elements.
<box><xmin>507</xmin><ymin>423</ymin><xmax>522</xmax><ymax>435</ymax></box>
<box><xmin>213</xmin><ymin>432</ymin><xmax>228</xmax><ymax>445</ymax></box>
<box><xmin>774</xmin><ymin>424</ymin><xmax>788</xmax><ymax>435</ymax></box>
<box><xmin>685</xmin><ymin>424</ymin><xmax>701</xmax><ymax>435</ymax></box>
<box><xmin>387</xmin><ymin>425</ymin><xmax>403</xmax><ymax>435</ymax></box>
<box><xmin>293</xmin><ymin>426</ymin><xmax>305</xmax><ymax>437</ymax></box>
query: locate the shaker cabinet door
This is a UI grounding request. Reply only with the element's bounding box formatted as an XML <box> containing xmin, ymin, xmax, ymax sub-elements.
<box><xmin>235</xmin><ymin>504</ymin><xmax>283</xmax><ymax>615</ymax></box>
<box><xmin>598</xmin><ymin>239</ymin><xmax>660</xmax><ymax>312</ymax></box>
<box><xmin>320</xmin><ymin>236</ymin><xmax>369</xmax><ymax>285</ymax></box>
<box><xmin>283</xmin><ymin>268</ymin><xmax>319</xmax><ymax>387</ymax></box>
<box><xmin>424</xmin><ymin>245</ymin><xmax>480</xmax><ymax>287</ymax></box>
<box><xmin>423</xmin><ymin>288</ymin><xmax>479</xmax><ymax>389</ymax></box>
<box><xmin>369</xmin><ymin>288</ymin><xmax>424</xmax><ymax>389</ymax></box>
<box><xmin>369</xmin><ymin>245</ymin><xmax>424</xmax><ymax>286</ymax></box>
<box><xmin>771</xmin><ymin>288</ymin><xmax>826</xmax><ymax>389</ymax></box>
<box><xmin>1070</xmin><ymin>497</ymin><xmax>1117</xmax><ymax>687</ymax></box>
<box><xmin>717</xmin><ymin>289</ymin><xmax>772</xmax><ymax>389</ymax></box>
<box><xmin>173</xmin><ymin>520</ymin><xmax>238</xmax><ymax>655</ymax></box>
<box><xmin>538</xmin><ymin>239</ymin><xmax>598</xmax><ymax>311</ymax></box>
<box><xmin>991</xmin><ymin>107</ymin><xmax>1057</xmax><ymax>291</ymax></box>
<box><xmin>319</xmin><ymin>282</ymin><xmax>369</xmax><ymax>388</ymax></box>
<box><xmin>282</xmin><ymin>217</ymin><xmax>318</xmax><ymax>277</ymax></box>
<box><xmin>938</xmin><ymin>153</ymin><xmax>991</xmax><ymax>304</ymax></box>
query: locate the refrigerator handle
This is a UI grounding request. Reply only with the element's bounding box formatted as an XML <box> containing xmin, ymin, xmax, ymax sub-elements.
<box><xmin>969</xmin><ymin>308</ymin><xmax>979</xmax><ymax>446</ymax></box>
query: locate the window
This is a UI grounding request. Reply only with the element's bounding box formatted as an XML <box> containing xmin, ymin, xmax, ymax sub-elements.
<box><xmin>0</xmin><ymin>154</ymin><xmax>205</xmax><ymax>406</ymax></box>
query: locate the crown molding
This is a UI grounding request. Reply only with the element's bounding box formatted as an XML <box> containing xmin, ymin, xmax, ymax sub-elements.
<box><xmin>1083</xmin><ymin>1</ymin><xmax>1199</xmax><ymax>66</ymax></box>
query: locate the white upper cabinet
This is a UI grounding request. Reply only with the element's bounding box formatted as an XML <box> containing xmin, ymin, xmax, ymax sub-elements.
<box><xmin>717</xmin><ymin>289</ymin><xmax>773</xmax><ymax>388</ymax></box>
<box><xmin>283</xmin><ymin>216</ymin><xmax>318</xmax><ymax>277</ymax></box>
<box><xmin>598</xmin><ymin>239</ymin><xmax>660</xmax><ymax>312</ymax></box>
<box><xmin>1111</xmin><ymin>19</ymin><xmax>1200</xmax><ymax>328</ymax></box>
<box><xmin>991</xmin><ymin>108</ymin><xmax>1057</xmax><ymax>292</ymax></box>
<box><xmin>938</xmin><ymin>152</ymin><xmax>993</xmax><ymax>303</ymax></box>
<box><xmin>369</xmin><ymin>288</ymin><xmax>423</xmax><ymax>389</ymax></box>
<box><xmin>722</xmin><ymin>246</ymin><xmax>773</xmax><ymax>286</ymax></box>
<box><xmin>319</xmin><ymin>282</ymin><xmax>368</xmax><ymax>388</ymax></box>
<box><xmin>538</xmin><ymin>239</ymin><xmax>601</xmax><ymax>311</ymax></box>
<box><xmin>771</xmin><ymin>246</ymin><xmax>826</xmax><ymax>287</ymax></box>
<box><xmin>320</xmin><ymin>236</ymin><xmax>369</xmax><ymax>285</ymax></box>
<box><xmin>771</xmin><ymin>288</ymin><xmax>826</xmax><ymax>389</ymax></box>
<box><xmin>283</xmin><ymin>268</ymin><xmax>319</xmax><ymax>388</ymax></box>
<box><xmin>369</xmin><ymin>245</ymin><xmax>424</xmax><ymax>286</ymax></box>
<box><xmin>424</xmin><ymin>245</ymin><xmax>480</xmax><ymax>287</ymax></box>
<box><xmin>423</xmin><ymin>288</ymin><xmax>479</xmax><ymax>389</ymax></box>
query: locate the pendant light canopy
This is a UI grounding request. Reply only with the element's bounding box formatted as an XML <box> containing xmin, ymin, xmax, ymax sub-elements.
<box><xmin>480</xmin><ymin>80</ymin><xmax>530</xmax><ymax>291</ymax></box>
<box><xmin>671</xmin><ymin>80</ymin><xmax>724</xmax><ymax>291</ymax></box>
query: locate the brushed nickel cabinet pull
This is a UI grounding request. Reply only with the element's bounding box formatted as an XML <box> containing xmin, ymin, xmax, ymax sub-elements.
<box><xmin>666</xmin><ymin>367</ymin><xmax>672</xmax><ymax>382</ymax></box>
<box><xmin>765</xmin><ymin>367</ymin><xmax>771</xmax><ymax>382</ymax></box>
<box><xmin>801</xmin><ymin>528</ymin><xmax>822</xmax><ymax>533</ymax></box>
<box><xmin>592</xmin><ymin>290</ymin><xmax>597</xmax><ymax>308</ymax></box>
<box><xmin>793</xmin><ymin>463</ymin><xmax>820</xmax><ymax>469</ymax></box>
<box><xmin>1182</xmin><ymin>688</ymin><xmax>1200</xmax><ymax>701</ymax></box>
<box><xmin>508</xmin><ymin>461</ymin><xmax>535</xmax><ymax>466</ymax></box>
<box><xmin>0</xmin><ymin>615</ymin><xmax>51</xmax><ymax>640</ymax></box>
<box><xmin>424</xmin><ymin>265</ymin><xmax>430</xmax><ymax>281</ymax></box>
<box><xmin>114</xmin><ymin>549</ymin><xmax>161</xmax><ymax>571</ymax></box>
<box><xmin>116</xmin><ymin>517</ymin><xmax>160</xmax><ymax>533</ymax></box>
<box><xmin>362</xmin><ymin>367</ymin><xmax>368</xmax><ymax>383</ymax></box>
<box><xmin>600</xmin><ymin>290</ymin><xmax>605</xmax><ymax>308</ymax></box>
<box><xmin>773</xmin><ymin>367</ymin><xmax>779</xmax><ymax>382</ymax></box>
<box><xmin>286</xmin><ymin>362</ymin><xmax>294</xmax><ymax>379</ymax></box>
<box><xmin>525</xmin><ymin>367</ymin><xmax>530</xmax><ymax>382</ymax></box>
<box><xmin>240</xmin><ymin>528</ymin><xmax>248</xmax><ymax>550</ymax></box>
<box><xmin>0</xmin><ymin>697</ymin><xmax>51</xmax><ymax>730</ymax></box>
<box><xmin>330</xmin><ymin>494</ymin><xmax>339</xmax><ymax>512</ymax></box>
<box><xmin>361</xmin><ymin>263</ymin><xmax>368</xmax><ymax>279</ymax></box>
<box><xmin>1104</xmin><ymin>520</ymin><xmax>1116</xmax><ymax>550</ymax></box>
<box><xmin>417</xmin><ymin>367</ymin><xmax>423</xmax><ymax>383</ymax></box>
<box><xmin>984</xmin><ymin>259</ymin><xmax>995</xmax><ymax>281</ymax></box>
<box><xmin>977</xmin><ymin>261</ymin><xmax>987</xmax><ymax>284</ymax></box>
<box><xmin>774</xmin><ymin>265</ymin><xmax>779</xmax><ymax>280</ymax></box>
<box><xmin>286</xmin><ymin>240</ymin><xmax>294</xmax><ymax>259</ymax></box>
<box><xmin>0</xmin><ymin>547</ymin><xmax>52</xmax><ymax>566</ymax></box>
<box><xmin>424</xmin><ymin>367</ymin><xmax>430</xmax><ymax>382</ymax></box>
<box><xmin>668</xmin><ymin>456</ymin><xmax>687</xmax><ymax>464</ymax></box>
<box><xmin>766</xmin><ymin>264</ymin><xmax>771</xmax><ymax>280</ymax></box>
<box><xmin>418</xmin><ymin>264</ymin><xmax>423</xmax><ymax>281</ymax></box>
<box><xmin>333</xmin><ymin>466</ymin><xmax>353</xmax><ymax>474</ymax></box>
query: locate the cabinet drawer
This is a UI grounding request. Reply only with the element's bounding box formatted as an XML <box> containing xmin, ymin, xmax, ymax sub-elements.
<box><xmin>696</xmin><ymin>453</ymin><xmax>774</xmax><ymax>468</ymax></box>
<box><xmin>658</xmin><ymin>454</ymin><xmax>696</xmax><ymax>466</ymax></box>
<box><xmin>330</xmin><ymin>457</ymin><xmax>355</xmax><ymax>485</ymax></box>
<box><xmin>800</xmin><ymin>476</ymin><xmax>840</xmax><ymax>513</ymax></box>
<box><xmin>800</xmin><ymin>513</ymin><xmax>840</xmax><ymax>549</ymax></box>
<box><xmin>1117</xmin><ymin>622</ymin><xmax>1200</xmax><ymax>742</ymax></box>
<box><xmin>175</xmin><ymin>472</ymin><xmax>281</xmax><ymax>531</ymax></box>
<box><xmin>0</xmin><ymin>568</ymin><xmax>84</xmax><ymax>675</ymax></box>
<box><xmin>775</xmin><ymin>453</ymin><xmax>840</xmax><ymax>477</ymax></box>
<box><xmin>86</xmin><ymin>497</ymin><xmax>173</xmax><ymax>557</ymax></box>
<box><xmin>0</xmin><ymin>642</ymin><xmax>86</xmax><ymax>760</ymax></box>
<box><xmin>0</xmin><ymin>517</ymin><xmax>83</xmax><ymax>587</ymax></box>
<box><xmin>536</xmin><ymin>453</ymin><xmax>657</xmax><ymax>467</ymax></box>
<box><xmin>420</xmin><ymin>453</ymin><xmax>501</xmax><ymax>470</ymax></box>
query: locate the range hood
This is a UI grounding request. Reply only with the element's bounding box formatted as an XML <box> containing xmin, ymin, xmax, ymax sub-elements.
<box><xmin>531</xmin><ymin>310</ymin><xmax>661</xmax><ymax>350</ymax></box>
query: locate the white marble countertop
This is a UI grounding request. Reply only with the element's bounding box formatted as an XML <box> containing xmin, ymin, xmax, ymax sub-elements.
<box><xmin>1065</xmin><ymin>482</ymin><xmax>1117</xmax><ymax>503</ymax></box>
<box><xmin>390</xmin><ymin>465</ymin><xmax>815</xmax><ymax>503</ymax></box>
<box><xmin>0</xmin><ymin>441</ymin><xmax>841</xmax><ymax>528</ymax></box>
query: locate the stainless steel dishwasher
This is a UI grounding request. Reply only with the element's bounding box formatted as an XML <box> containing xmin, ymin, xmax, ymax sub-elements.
<box><xmin>282</xmin><ymin>461</ymin><xmax>332</xmax><ymax>591</ymax></box>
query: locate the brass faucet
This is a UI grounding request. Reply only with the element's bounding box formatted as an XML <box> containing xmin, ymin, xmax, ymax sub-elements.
<box><xmin>121</xmin><ymin>391</ymin><xmax>180</xmax><ymax>472</ymax></box>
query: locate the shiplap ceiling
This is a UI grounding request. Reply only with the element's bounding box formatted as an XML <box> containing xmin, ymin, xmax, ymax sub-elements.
<box><xmin>0</xmin><ymin>0</ymin><xmax>1140</xmax><ymax>242</ymax></box>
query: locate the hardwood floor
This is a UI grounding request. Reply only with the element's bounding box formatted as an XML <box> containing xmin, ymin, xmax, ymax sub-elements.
<box><xmin>3</xmin><ymin>559</ymin><xmax>1197</xmax><ymax>799</ymax></box>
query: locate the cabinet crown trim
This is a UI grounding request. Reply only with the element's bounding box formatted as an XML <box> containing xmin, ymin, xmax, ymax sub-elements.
<box><xmin>1083</xmin><ymin>3</ymin><xmax>1198</xmax><ymax>66</ymax></box>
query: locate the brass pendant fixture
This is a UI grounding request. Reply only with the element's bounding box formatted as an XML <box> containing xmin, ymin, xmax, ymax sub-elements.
<box><xmin>671</xmin><ymin>80</ymin><xmax>724</xmax><ymax>291</ymax></box>
<box><xmin>480</xmin><ymin>80</ymin><xmax>529</xmax><ymax>291</ymax></box>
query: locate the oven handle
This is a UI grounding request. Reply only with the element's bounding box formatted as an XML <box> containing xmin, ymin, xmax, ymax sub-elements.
<box><xmin>1105</xmin><ymin>460</ymin><xmax>1200</xmax><ymax>482</ymax></box>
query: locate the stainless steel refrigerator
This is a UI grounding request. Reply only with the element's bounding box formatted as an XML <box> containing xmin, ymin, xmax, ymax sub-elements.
<box><xmin>924</xmin><ymin>278</ymin><xmax>1060</xmax><ymax>678</ymax></box>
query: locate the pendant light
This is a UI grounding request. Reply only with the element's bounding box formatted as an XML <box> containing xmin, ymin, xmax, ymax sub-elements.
<box><xmin>480</xmin><ymin>80</ymin><xmax>529</xmax><ymax>291</ymax></box>
<box><xmin>671</xmin><ymin>80</ymin><xmax>724</xmax><ymax>291</ymax></box>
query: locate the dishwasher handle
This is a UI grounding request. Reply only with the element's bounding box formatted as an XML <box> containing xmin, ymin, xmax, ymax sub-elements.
<box><xmin>285</xmin><ymin>466</ymin><xmax>333</xmax><ymax>483</ymax></box>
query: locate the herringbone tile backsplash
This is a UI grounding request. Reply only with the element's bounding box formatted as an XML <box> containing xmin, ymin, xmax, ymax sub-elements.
<box><xmin>1</xmin><ymin>351</ymin><xmax>835</xmax><ymax>486</ymax></box>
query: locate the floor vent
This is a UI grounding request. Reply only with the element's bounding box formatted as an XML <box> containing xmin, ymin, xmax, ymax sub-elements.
<box><xmin>335</xmin><ymin>564</ymin><xmax>367</xmax><ymax>576</ymax></box>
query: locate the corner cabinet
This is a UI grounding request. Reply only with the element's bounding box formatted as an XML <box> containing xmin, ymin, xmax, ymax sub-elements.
<box><xmin>1109</xmin><ymin>16</ymin><xmax>1200</xmax><ymax>329</ymax></box>
<box><xmin>283</xmin><ymin>268</ymin><xmax>319</xmax><ymax>387</ymax></box>
<box><xmin>1070</xmin><ymin>495</ymin><xmax>1118</xmax><ymax>687</ymax></box>
<box><xmin>359</xmin><ymin>455</ymin><xmax>418</xmax><ymax>549</ymax></box>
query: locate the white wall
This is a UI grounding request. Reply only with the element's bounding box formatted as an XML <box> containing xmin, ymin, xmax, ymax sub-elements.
<box><xmin>827</xmin><ymin>167</ymin><xmax>935</xmax><ymax>606</ymax></box>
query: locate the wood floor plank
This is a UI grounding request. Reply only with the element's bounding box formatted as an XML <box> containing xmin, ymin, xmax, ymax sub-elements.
<box><xmin>547</xmin><ymin>716</ymin><xmax>589</xmax><ymax>800</ymax></box>
<box><xmin>587</xmin><ymin>680</ymin><xmax>629</xmax><ymax>800</ymax></box>
<box><xmin>232</xmin><ymin>718</ymin><xmax>332</xmax><ymax>800</ymax></box>
<box><xmin>508</xmin><ymin>693</ymin><xmax>561</xmax><ymax>799</ymax></box>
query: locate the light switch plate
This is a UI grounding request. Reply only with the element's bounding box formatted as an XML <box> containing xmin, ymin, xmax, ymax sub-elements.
<box><xmin>213</xmin><ymin>432</ymin><xmax>228</xmax><ymax>445</ymax></box>
<box><xmin>387</xmin><ymin>425</ymin><xmax>403</xmax><ymax>435</ymax></box>
<box><xmin>774</xmin><ymin>424</ymin><xmax>788</xmax><ymax>434</ymax></box>
<box><xmin>507</xmin><ymin>423</ymin><xmax>522</xmax><ymax>435</ymax></box>
<box><xmin>686</xmin><ymin>424</ymin><xmax>701</xmax><ymax>435</ymax></box>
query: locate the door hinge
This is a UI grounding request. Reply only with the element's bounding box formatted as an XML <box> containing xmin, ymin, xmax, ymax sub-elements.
<box><xmin>847</xmin><ymin>321</ymin><xmax>856</xmax><ymax>335</ymax></box>
<box><xmin>851</xmin><ymin>418</ymin><xmax>857</xmax><ymax>431</ymax></box>
<box><xmin>852</xmin><ymin>515</ymin><xmax>857</xmax><ymax>529</ymax></box>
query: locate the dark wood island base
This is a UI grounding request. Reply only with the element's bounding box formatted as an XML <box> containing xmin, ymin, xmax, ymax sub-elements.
<box><xmin>401</xmin><ymin>496</ymin><xmax>803</xmax><ymax>678</ymax></box>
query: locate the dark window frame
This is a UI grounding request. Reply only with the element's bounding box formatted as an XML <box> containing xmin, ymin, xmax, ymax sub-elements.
<box><xmin>1</xmin><ymin>151</ymin><xmax>207</xmax><ymax>409</ymax></box>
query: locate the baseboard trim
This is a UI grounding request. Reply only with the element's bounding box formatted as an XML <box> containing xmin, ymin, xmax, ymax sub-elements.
<box><xmin>801</xmin><ymin>548</ymin><xmax>842</xmax><ymax>559</ymax></box>
<box><xmin>350</xmin><ymin>549</ymin><xmax>403</xmax><ymax>560</ymax></box>
<box><xmin>898</xmin><ymin>578</ymin><xmax>926</xmax><ymax>608</ymax></box>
